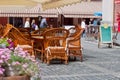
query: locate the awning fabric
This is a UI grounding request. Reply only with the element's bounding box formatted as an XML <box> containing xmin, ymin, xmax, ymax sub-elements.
<box><xmin>0</xmin><ymin>1</ymin><xmax>102</xmax><ymax>18</ymax></box>
<box><xmin>42</xmin><ymin>0</ymin><xmax>82</xmax><ymax>10</ymax></box>
<box><xmin>62</xmin><ymin>1</ymin><xmax>102</xmax><ymax>18</ymax></box>
<box><xmin>0</xmin><ymin>13</ymin><xmax>57</xmax><ymax>17</ymax></box>
<box><xmin>0</xmin><ymin>0</ymin><xmax>37</xmax><ymax>6</ymax></box>
<box><xmin>64</xmin><ymin>14</ymin><xmax>102</xmax><ymax>18</ymax></box>
<box><xmin>0</xmin><ymin>5</ymin><xmax>58</xmax><ymax>17</ymax></box>
<box><xmin>0</xmin><ymin>0</ymin><xmax>82</xmax><ymax>11</ymax></box>
<box><xmin>0</xmin><ymin>0</ymin><xmax>81</xmax><ymax>17</ymax></box>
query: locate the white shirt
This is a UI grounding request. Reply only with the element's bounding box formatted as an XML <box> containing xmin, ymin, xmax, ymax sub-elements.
<box><xmin>24</xmin><ymin>21</ymin><xmax>30</xmax><ymax>28</ymax></box>
<box><xmin>81</xmin><ymin>21</ymin><xmax>85</xmax><ymax>28</ymax></box>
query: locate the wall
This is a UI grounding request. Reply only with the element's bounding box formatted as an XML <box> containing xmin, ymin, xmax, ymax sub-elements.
<box><xmin>102</xmin><ymin>0</ymin><xmax>114</xmax><ymax>26</ymax></box>
<box><xmin>0</xmin><ymin>17</ymin><xmax>8</xmax><ymax>25</ymax></box>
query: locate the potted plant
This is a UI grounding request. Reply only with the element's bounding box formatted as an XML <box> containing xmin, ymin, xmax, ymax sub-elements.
<box><xmin>0</xmin><ymin>38</ymin><xmax>14</xmax><ymax>48</ymax></box>
<box><xmin>0</xmin><ymin>38</ymin><xmax>40</xmax><ymax>80</ymax></box>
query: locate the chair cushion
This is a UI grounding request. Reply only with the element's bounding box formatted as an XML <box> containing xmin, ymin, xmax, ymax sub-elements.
<box><xmin>46</xmin><ymin>46</ymin><xmax>65</xmax><ymax>54</ymax></box>
<box><xmin>17</xmin><ymin>45</ymin><xmax>32</xmax><ymax>48</ymax></box>
<box><xmin>68</xmin><ymin>44</ymin><xmax>82</xmax><ymax>50</ymax></box>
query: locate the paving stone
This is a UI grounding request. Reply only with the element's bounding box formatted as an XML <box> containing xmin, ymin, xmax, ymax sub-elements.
<box><xmin>38</xmin><ymin>38</ymin><xmax>120</xmax><ymax>80</ymax></box>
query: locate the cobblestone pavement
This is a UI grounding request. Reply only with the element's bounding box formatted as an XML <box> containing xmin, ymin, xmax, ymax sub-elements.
<box><xmin>39</xmin><ymin>38</ymin><xmax>120</xmax><ymax>80</ymax></box>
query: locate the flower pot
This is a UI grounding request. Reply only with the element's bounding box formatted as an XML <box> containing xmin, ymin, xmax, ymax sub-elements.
<box><xmin>0</xmin><ymin>75</ymin><xmax>30</xmax><ymax>80</ymax></box>
<box><xmin>5</xmin><ymin>66</ymin><xmax>20</xmax><ymax>76</ymax></box>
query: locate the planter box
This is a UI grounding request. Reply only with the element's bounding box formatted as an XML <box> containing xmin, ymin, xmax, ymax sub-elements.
<box><xmin>0</xmin><ymin>75</ymin><xmax>30</xmax><ymax>80</ymax></box>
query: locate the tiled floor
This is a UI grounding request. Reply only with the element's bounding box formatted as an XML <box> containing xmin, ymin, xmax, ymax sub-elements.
<box><xmin>39</xmin><ymin>38</ymin><xmax>120</xmax><ymax>80</ymax></box>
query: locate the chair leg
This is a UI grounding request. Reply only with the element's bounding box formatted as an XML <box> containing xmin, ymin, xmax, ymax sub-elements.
<box><xmin>65</xmin><ymin>57</ymin><xmax>68</xmax><ymax>65</ymax></box>
<box><xmin>80</xmin><ymin>50</ymin><xmax>83</xmax><ymax>62</ymax></box>
<box><xmin>34</xmin><ymin>49</ymin><xmax>37</xmax><ymax>59</ymax></box>
<box><xmin>47</xmin><ymin>58</ymin><xmax>50</xmax><ymax>65</ymax></box>
<box><xmin>41</xmin><ymin>49</ymin><xmax>44</xmax><ymax>63</ymax></box>
<box><xmin>41</xmin><ymin>52</ymin><xmax>44</xmax><ymax>63</ymax></box>
<box><xmin>73</xmin><ymin>57</ymin><xmax>76</xmax><ymax>61</ymax></box>
<box><xmin>44</xmin><ymin>51</ymin><xmax>47</xmax><ymax>63</ymax></box>
<box><xmin>65</xmin><ymin>60</ymin><xmax>68</xmax><ymax>64</ymax></box>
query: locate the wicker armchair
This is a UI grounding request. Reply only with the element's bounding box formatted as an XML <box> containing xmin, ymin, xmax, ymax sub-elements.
<box><xmin>0</xmin><ymin>24</ymin><xmax>4</xmax><ymax>37</ymax></box>
<box><xmin>43</xmin><ymin>28</ymin><xmax>69</xmax><ymax>65</ymax></box>
<box><xmin>18</xmin><ymin>28</ymin><xmax>31</xmax><ymax>39</ymax></box>
<box><xmin>66</xmin><ymin>25</ymin><xmax>84</xmax><ymax>61</ymax></box>
<box><xmin>2</xmin><ymin>24</ymin><xmax>13</xmax><ymax>38</ymax></box>
<box><xmin>7</xmin><ymin>25</ymin><xmax>34</xmax><ymax>56</ymax></box>
<box><xmin>31</xmin><ymin>28</ymin><xmax>47</xmax><ymax>36</ymax></box>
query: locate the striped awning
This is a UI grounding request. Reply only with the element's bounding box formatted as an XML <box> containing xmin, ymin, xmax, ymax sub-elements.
<box><xmin>0</xmin><ymin>12</ymin><xmax>58</xmax><ymax>17</ymax></box>
<box><xmin>0</xmin><ymin>5</ymin><xmax>58</xmax><ymax>17</ymax></box>
<box><xmin>62</xmin><ymin>1</ymin><xmax>102</xmax><ymax>18</ymax></box>
<box><xmin>0</xmin><ymin>0</ymin><xmax>82</xmax><ymax>17</ymax></box>
<box><xmin>64</xmin><ymin>14</ymin><xmax>102</xmax><ymax>18</ymax></box>
<box><xmin>0</xmin><ymin>1</ymin><xmax>102</xmax><ymax>18</ymax></box>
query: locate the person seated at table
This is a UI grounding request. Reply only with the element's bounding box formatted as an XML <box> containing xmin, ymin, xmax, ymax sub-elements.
<box><xmin>24</xmin><ymin>17</ymin><xmax>30</xmax><ymax>28</ymax></box>
<box><xmin>40</xmin><ymin>17</ymin><xmax>48</xmax><ymax>28</ymax></box>
<box><xmin>31</xmin><ymin>19</ymin><xmax>39</xmax><ymax>31</ymax></box>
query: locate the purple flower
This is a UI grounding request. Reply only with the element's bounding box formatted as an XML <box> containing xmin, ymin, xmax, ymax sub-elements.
<box><xmin>0</xmin><ymin>67</ymin><xmax>5</xmax><ymax>75</ymax></box>
<box><xmin>7</xmin><ymin>42</ymin><xmax>14</xmax><ymax>49</ymax></box>
<box><xmin>22</xmin><ymin>63</ymin><xmax>28</xmax><ymax>68</ymax></box>
<box><xmin>0</xmin><ymin>41</ymin><xmax>39</xmax><ymax>76</ymax></box>
<box><xmin>0</xmin><ymin>60</ymin><xmax>3</xmax><ymax>64</ymax></box>
<box><xmin>12</xmin><ymin>61</ymin><xmax>21</xmax><ymax>66</ymax></box>
<box><xmin>7</xmin><ymin>39</ymin><xmax>12</xmax><ymax>43</ymax></box>
<box><xmin>1</xmin><ymin>55</ymin><xmax>6</xmax><ymax>59</ymax></box>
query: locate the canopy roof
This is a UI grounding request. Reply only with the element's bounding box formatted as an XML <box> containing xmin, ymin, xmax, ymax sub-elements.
<box><xmin>0</xmin><ymin>0</ymin><xmax>82</xmax><ymax>10</ymax></box>
<box><xmin>41</xmin><ymin>0</ymin><xmax>81</xmax><ymax>10</ymax></box>
<box><xmin>61</xmin><ymin>1</ymin><xmax>102</xmax><ymax>18</ymax></box>
<box><xmin>0</xmin><ymin>0</ymin><xmax>37</xmax><ymax>7</ymax></box>
<box><xmin>0</xmin><ymin>0</ymin><xmax>102</xmax><ymax>18</ymax></box>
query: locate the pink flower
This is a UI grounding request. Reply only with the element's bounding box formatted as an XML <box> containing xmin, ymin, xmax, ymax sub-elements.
<box><xmin>1</xmin><ymin>55</ymin><xmax>6</xmax><ymax>59</ymax></box>
<box><xmin>0</xmin><ymin>50</ymin><xmax>5</xmax><ymax>55</ymax></box>
<box><xmin>12</xmin><ymin>61</ymin><xmax>21</xmax><ymax>65</ymax></box>
<box><xmin>15</xmin><ymin>62</ymin><xmax>21</xmax><ymax>65</ymax></box>
<box><xmin>19</xmin><ymin>52</ymin><xmax>26</xmax><ymax>56</ymax></box>
<box><xmin>7</xmin><ymin>42</ymin><xmax>14</xmax><ymax>48</ymax></box>
<box><xmin>6</xmin><ymin>54</ymin><xmax>11</xmax><ymax>60</ymax></box>
<box><xmin>0</xmin><ymin>60</ymin><xmax>3</xmax><ymax>64</ymax></box>
<box><xmin>22</xmin><ymin>63</ymin><xmax>28</xmax><ymax>68</ymax></box>
<box><xmin>31</xmin><ymin>59</ymin><xmax>36</xmax><ymax>62</ymax></box>
<box><xmin>0</xmin><ymin>68</ymin><xmax>5</xmax><ymax>75</ymax></box>
<box><xmin>7</xmin><ymin>39</ymin><xmax>12</xmax><ymax>43</ymax></box>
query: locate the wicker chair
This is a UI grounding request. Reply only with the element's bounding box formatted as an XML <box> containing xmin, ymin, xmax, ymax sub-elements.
<box><xmin>18</xmin><ymin>28</ymin><xmax>31</xmax><ymax>39</ymax></box>
<box><xmin>31</xmin><ymin>28</ymin><xmax>47</xmax><ymax>60</ymax></box>
<box><xmin>43</xmin><ymin>28</ymin><xmax>69</xmax><ymax>65</ymax></box>
<box><xmin>7</xmin><ymin>25</ymin><xmax>34</xmax><ymax>56</ymax></box>
<box><xmin>66</xmin><ymin>25</ymin><xmax>84</xmax><ymax>62</ymax></box>
<box><xmin>2</xmin><ymin>24</ymin><xmax>13</xmax><ymax>38</ymax></box>
<box><xmin>31</xmin><ymin>28</ymin><xmax>47</xmax><ymax>36</ymax></box>
<box><xmin>0</xmin><ymin>24</ymin><xmax>4</xmax><ymax>37</ymax></box>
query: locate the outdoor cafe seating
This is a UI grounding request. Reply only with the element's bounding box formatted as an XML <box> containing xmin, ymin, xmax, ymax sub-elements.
<box><xmin>2</xmin><ymin>24</ymin><xmax>34</xmax><ymax>56</ymax></box>
<box><xmin>43</xmin><ymin>28</ymin><xmax>69</xmax><ymax>65</ymax></box>
<box><xmin>1</xmin><ymin>24</ymin><xmax>83</xmax><ymax>65</ymax></box>
<box><xmin>66</xmin><ymin>25</ymin><xmax>84</xmax><ymax>62</ymax></box>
